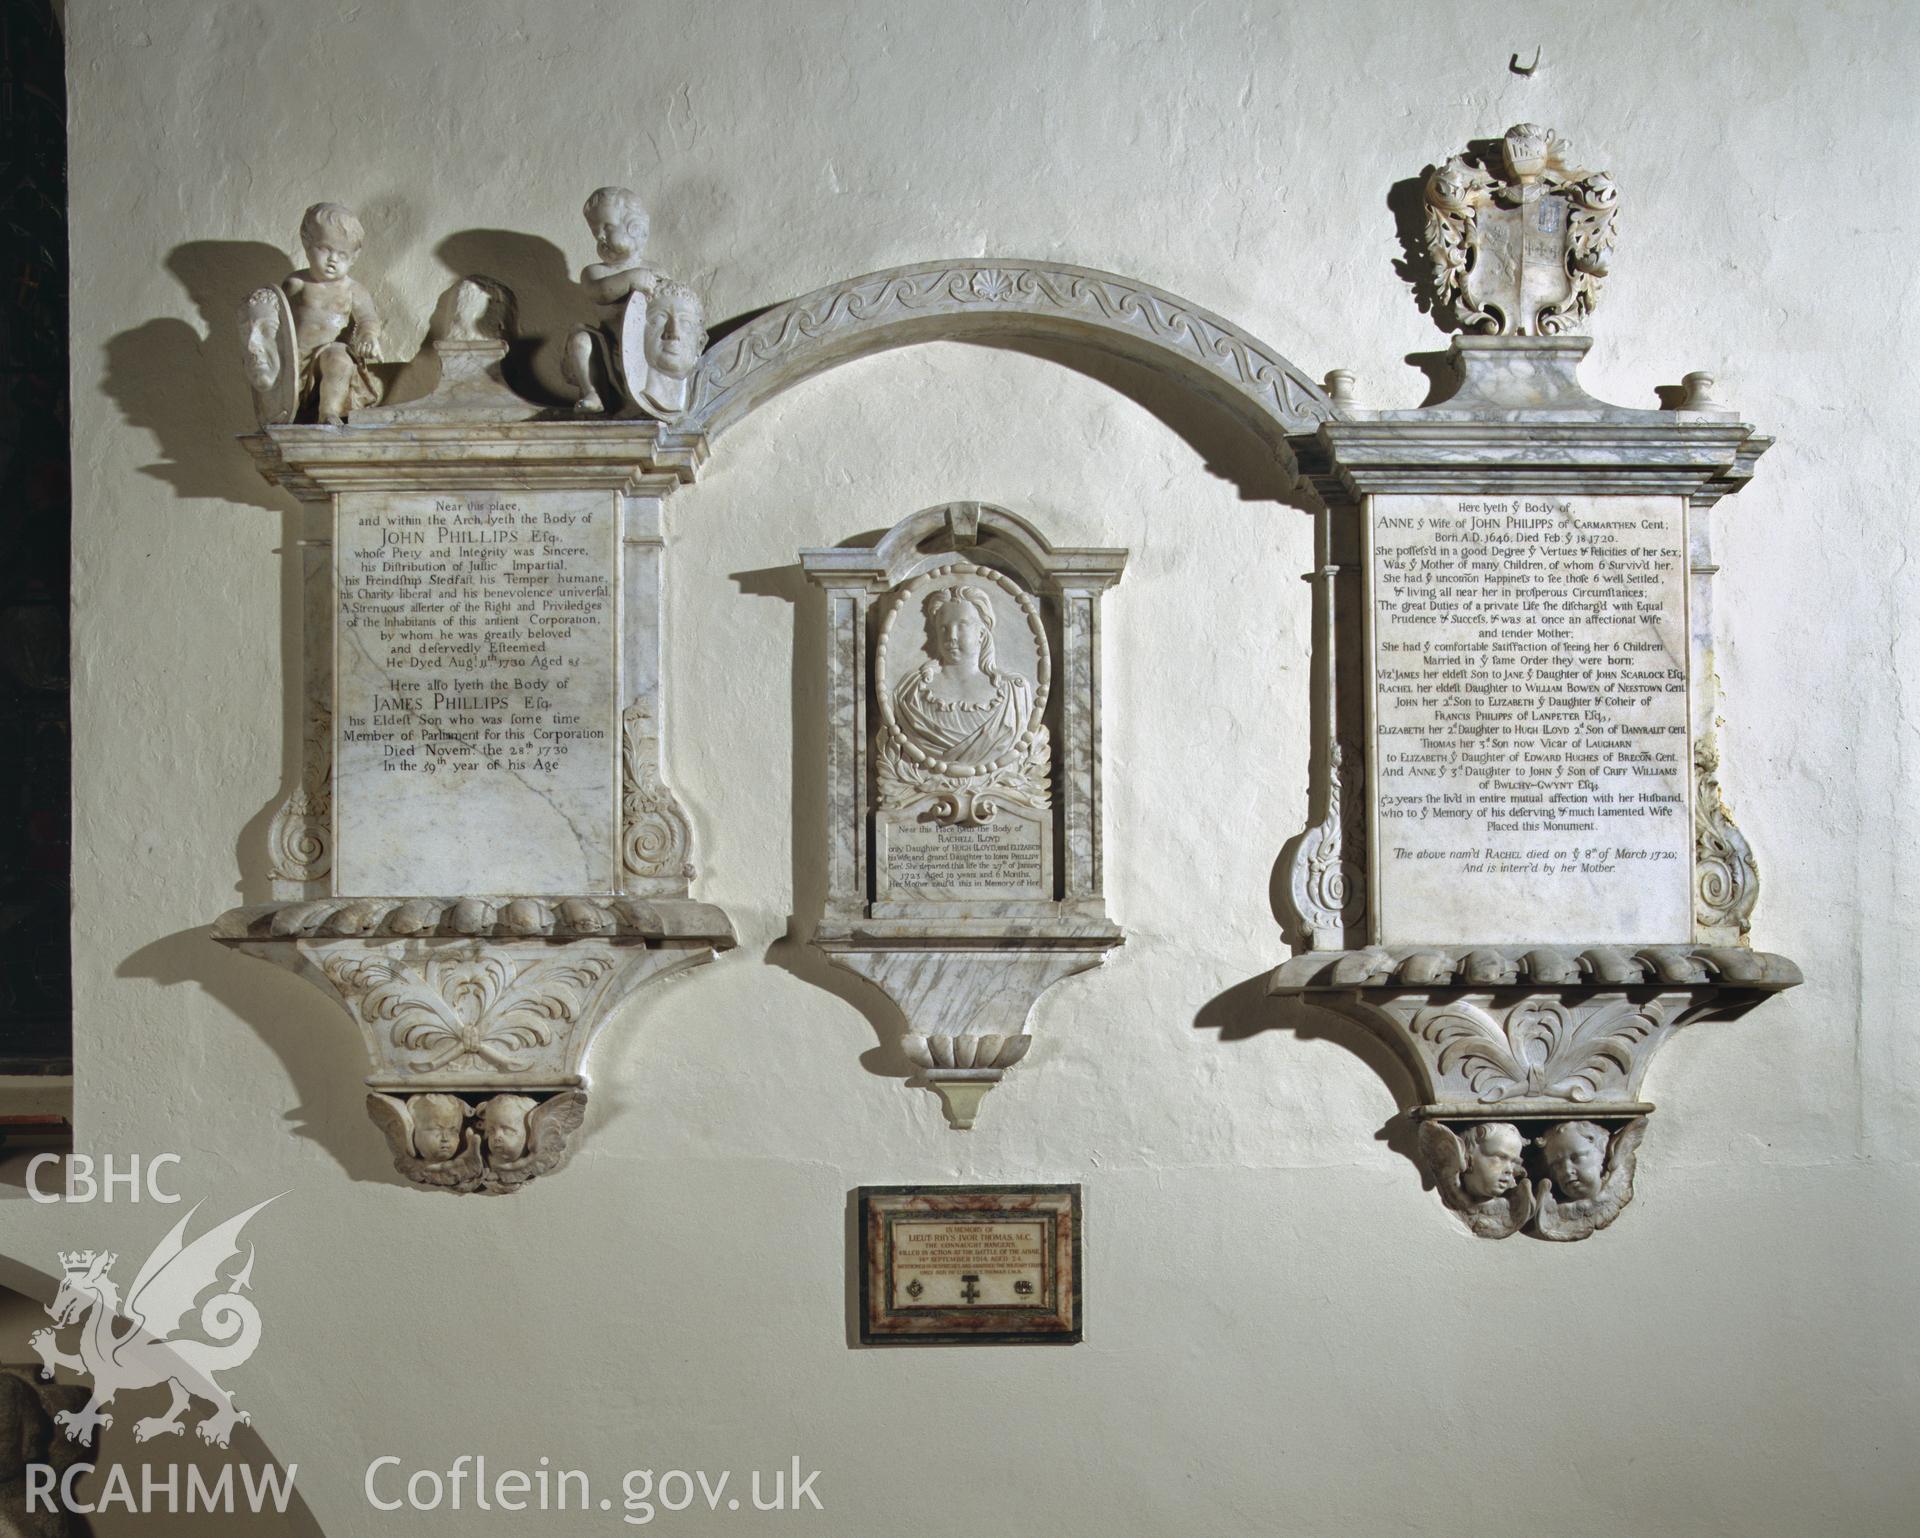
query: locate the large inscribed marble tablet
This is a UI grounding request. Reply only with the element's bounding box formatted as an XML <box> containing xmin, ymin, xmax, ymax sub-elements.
<box><xmin>1368</xmin><ymin>493</ymin><xmax>1692</xmax><ymax>945</ymax></box>
<box><xmin>334</xmin><ymin>489</ymin><xmax>620</xmax><ymax>894</ymax></box>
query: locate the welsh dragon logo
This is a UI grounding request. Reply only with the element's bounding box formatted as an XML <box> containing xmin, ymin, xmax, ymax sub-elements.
<box><xmin>29</xmin><ymin>1196</ymin><xmax>280</xmax><ymax>1449</ymax></box>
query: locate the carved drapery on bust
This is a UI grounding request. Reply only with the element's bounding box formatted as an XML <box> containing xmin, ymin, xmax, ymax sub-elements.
<box><xmin>875</xmin><ymin>562</ymin><xmax>1052</xmax><ymax>828</ymax></box>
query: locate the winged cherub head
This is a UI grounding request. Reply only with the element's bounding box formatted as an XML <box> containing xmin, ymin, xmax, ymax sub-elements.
<box><xmin>1459</xmin><ymin>1121</ymin><xmax>1526</xmax><ymax>1201</ymax></box>
<box><xmin>409</xmin><ymin>1093</ymin><xmax>469</xmax><ymax>1164</ymax></box>
<box><xmin>478</xmin><ymin>1094</ymin><xmax>537</xmax><ymax>1166</ymax></box>
<box><xmin>1539</xmin><ymin>1119</ymin><xmax>1610</xmax><ymax>1201</ymax></box>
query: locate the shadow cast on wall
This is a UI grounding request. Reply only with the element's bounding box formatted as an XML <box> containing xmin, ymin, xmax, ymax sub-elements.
<box><xmin>102</xmin><ymin>242</ymin><xmax>293</xmax><ymax>514</ymax></box>
<box><xmin>963</xmin><ymin>336</ymin><xmax>1311</xmax><ymax>510</ymax></box>
<box><xmin>1388</xmin><ymin>169</ymin><xmax>1445</xmax><ymax>331</ymax></box>
<box><xmin>432</xmin><ymin>229</ymin><xmax>578</xmax><ymax>407</ymax></box>
<box><xmin>115</xmin><ymin>930</ymin><xmax>400</xmax><ymax>1189</ymax></box>
<box><xmin>1193</xmin><ymin>974</ymin><xmax>1428</xmax><ymax>1182</ymax></box>
<box><xmin>732</xmin><ymin>559</ymin><xmax>915</xmax><ymax>1083</ymax></box>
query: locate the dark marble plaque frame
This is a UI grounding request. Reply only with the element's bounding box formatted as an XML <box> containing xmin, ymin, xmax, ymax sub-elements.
<box><xmin>856</xmin><ymin>1184</ymin><xmax>1081</xmax><ymax>1345</ymax></box>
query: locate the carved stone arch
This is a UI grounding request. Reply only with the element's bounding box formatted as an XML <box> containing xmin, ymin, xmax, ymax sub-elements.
<box><xmin>681</xmin><ymin>259</ymin><xmax>1334</xmax><ymax>462</ymax></box>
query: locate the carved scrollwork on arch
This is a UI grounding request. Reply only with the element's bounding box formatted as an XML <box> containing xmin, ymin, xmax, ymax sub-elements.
<box><xmin>681</xmin><ymin>259</ymin><xmax>1334</xmax><ymax>445</ymax></box>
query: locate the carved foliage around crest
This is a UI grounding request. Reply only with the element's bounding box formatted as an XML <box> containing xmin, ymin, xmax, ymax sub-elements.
<box><xmin>1423</xmin><ymin>123</ymin><xmax>1619</xmax><ymax>336</ymax></box>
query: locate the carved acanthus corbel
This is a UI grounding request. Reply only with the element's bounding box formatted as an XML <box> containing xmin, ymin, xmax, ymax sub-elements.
<box><xmin>216</xmin><ymin>899</ymin><xmax>734</xmax><ymax>1193</ymax></box>
<box><xmin>1272</xmin><ymin>944</ymin><xmax>1799</xmax><ymax>1239</ymax></box>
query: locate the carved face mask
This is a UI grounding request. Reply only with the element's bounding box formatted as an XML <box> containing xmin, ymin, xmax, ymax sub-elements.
<box><xmin>304</xmin><ymin>240</ymin><xmax>356</xmax><ymax>281</ymax></box>
<box><xmin>644</xmin><ymin>295</ymin><xmax>705</xmax><ymax>378</ymax></box>
<box><xmin>241</xmin><ymin>292</ymin><xmax>281</xmax><ymax>390</ymax></box>
<box><xmin>594</xmin><ymin>211</ymin><xmax>646</xmax><ymax>265</ymax></box>
<box><xmin>483</xmin><ymin>1106</ymin><xmax>529</xmax><ymax>1163</ymax></box>
<box><xmin>929</xmin><ymin>603</ymin><xmax>986</xmax><ymax>668</ymax></box>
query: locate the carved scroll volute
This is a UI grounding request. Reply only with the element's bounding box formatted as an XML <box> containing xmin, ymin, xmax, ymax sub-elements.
<box><xmin>620</xmin><ymin>700</ymin><xmax>695</xmax><ymax>895</ymax></box>
<box><xmin>1694</xmin><ymin>737</ymin><xmax>1758</xmax><ymax>942</ymax></box>
<box><xmin>1287</xmin><ymin>736</ymin><xmax>1366</xmax><ymax>948</ymax></box>
<box><xmin>267</xmin><ymin>703</ymin><xmax>333</xmax><ymax>888</ymax></box>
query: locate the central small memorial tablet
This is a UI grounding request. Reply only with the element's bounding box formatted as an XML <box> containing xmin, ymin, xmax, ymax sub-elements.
<box><xmin>858</xmin><ymin>1185</ymin><xmax>1080</xmax><ymax>1344</ymax></box>
<box><xmin>801</xmin><ymin>503</ymin><xmax>1126</xmax><ymax>1127</ymax></box>
<box><xmin>1367</xmin><ymin>492</ymin><xmax>1693</xmax><ymax>945</ymax></box>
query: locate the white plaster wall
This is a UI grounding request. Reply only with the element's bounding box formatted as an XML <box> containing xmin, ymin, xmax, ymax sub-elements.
<box><xmin>26</xmin><ymin>0</ymin><xmax>1918</xmax><ymax>1533</ymax></box>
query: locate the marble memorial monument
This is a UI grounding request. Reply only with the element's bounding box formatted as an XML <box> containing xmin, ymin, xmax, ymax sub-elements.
<box><xmin>802</xmin><ymin>503</ymin><xmax>1126</xmax><ymax>1128</ymax></box>
<box><xmin>1272</xmin><ymin>126</ymin><xmax>1802</xmax><ymax>1239</ymax></box>
<box><xmin>214</xmin><ymin>198</ymin><xmax>733</xmax><ymax>1194</ymax></box>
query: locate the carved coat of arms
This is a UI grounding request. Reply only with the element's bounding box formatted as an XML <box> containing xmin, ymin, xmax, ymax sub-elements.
<box><xmin>1424</xmin><ymin>123</ymin><xmax>1619</xmax><ymax>335</ymax></box>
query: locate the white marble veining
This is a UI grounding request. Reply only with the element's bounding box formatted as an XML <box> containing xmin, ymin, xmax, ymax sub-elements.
<box><xmin>332</xmin><ymin>487</ymin><xmax>622</xmax><ymax>895</ymax></box>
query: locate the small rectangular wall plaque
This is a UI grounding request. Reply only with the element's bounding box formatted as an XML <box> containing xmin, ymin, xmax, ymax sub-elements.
<box><xmin>857</xmin><ymin>1185</ymin><xmax>1081</xmax><ymax>1344</ymax></box>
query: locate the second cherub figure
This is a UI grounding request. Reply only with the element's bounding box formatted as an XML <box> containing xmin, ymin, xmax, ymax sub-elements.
<box><xmin>561</xmin><ymin>185</ymin><xmax>707</xmax><ymax>421</ymax></box>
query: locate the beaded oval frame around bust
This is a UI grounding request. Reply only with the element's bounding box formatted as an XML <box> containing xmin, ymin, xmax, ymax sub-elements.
<box><xmin>875</xmin><ymin>560</ymin><xmax>1051</xmax><ymax>779</ymax></box>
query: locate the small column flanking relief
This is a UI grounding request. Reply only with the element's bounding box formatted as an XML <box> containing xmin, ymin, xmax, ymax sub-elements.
<box><xmin>219</xmin><ymin>245</ymin><xmax>730</xmax><ymax>1193</ymax></box>
<box><xmin>1272</xmin><ymin>126</ymin><xmax>1800</xmax><ymax>1239</ymax></box>
<box><xmin>802</xmin><ymin>503</ymin><xmax>1124</xmax><ymax>1129</ymax></box>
